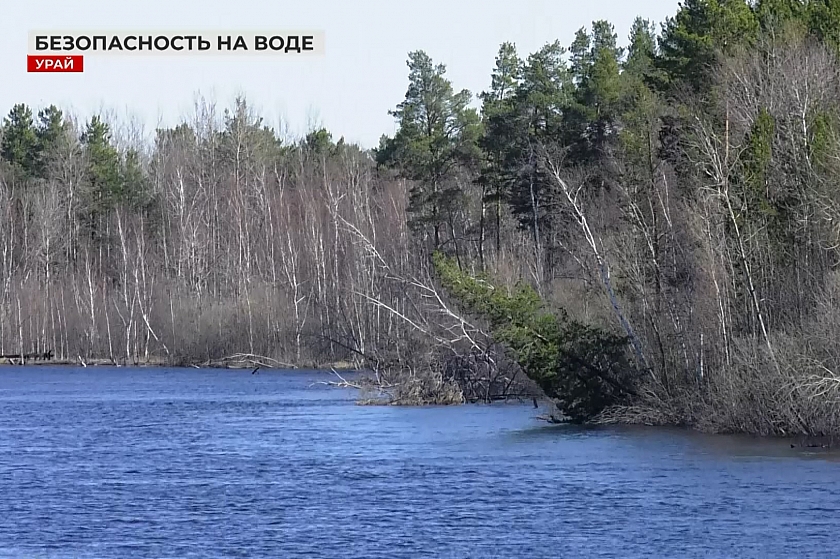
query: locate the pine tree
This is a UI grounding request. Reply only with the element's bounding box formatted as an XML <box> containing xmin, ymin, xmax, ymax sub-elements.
<box><xmin>82</xmin><ymin>115</ymin><xmax>122</xmax><ymax>209</ymax></box>
<box><xmin>34</xmin><ymin>105</ymin><xmax>68</xmax><ymax>178</ymax></box>
<box><xmin>575</xmin><ymin>21</ymin><xmax>624</xmax><ymax>156</ymax></box>
<box><xmin>624</xmin><ymin>18</ymin><xmax>659</xmax><ymax>82</ymax></box>
<box><xmin>1</xmin><ymin>104</ymin><xmax>39</xmax><ymax>179</ymax></box>
<box><xmin>658</xmin><ymin>0</ymin><xmax>759</xmax><ymax>90</ymax></box>
<box><xmin>479</xmin><ymin>42</ymin><xmax>523</xmax><ymax>253</ymax></box>
<box><xmin>377</xmin><ymin>50</ymin><xmax>480</xmax><ymax>248</ymax></box>
<box><xmin>503</xmin><ymin>41</ymin><xmax>571</xmax><ymax>265</ymax></box>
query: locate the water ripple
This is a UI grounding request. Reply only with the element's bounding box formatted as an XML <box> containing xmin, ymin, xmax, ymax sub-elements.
<box><xmin>0</xmin><ymin>367</ymin><xmax>838</xmax><ymax>558</ymax></box>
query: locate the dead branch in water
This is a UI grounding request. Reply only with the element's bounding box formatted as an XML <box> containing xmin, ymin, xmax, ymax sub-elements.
<box><xmin>310</xmin><ymin>368</ymin><xmax>398</xmax><ymax>404</ymax></box>
<box><xmin>325</xmin><ymin>218</ymin><xmax>536</xmax><ymax>405</ymax></box>
<box><xmin>203</xmin><ymin>353</ymin><xmax>295</xmax><ymax>369</ymax></box>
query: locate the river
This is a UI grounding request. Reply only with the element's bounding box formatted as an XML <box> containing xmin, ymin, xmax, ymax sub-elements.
<box><xmin>0</xmin><ymin>366</ymin><xmax>838</xmax><ymax>558</ymax></box>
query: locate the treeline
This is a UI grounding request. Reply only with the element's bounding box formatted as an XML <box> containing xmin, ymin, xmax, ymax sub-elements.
<box><xmin>0</xmin><ymin>95</ymin><xmax>532</xmax><ymax>403</ymax></box>
<box><xmin>373</xmin><ymin>0</ymin><xmax>840</xmax><ymax>435</ymax></box>
<box><xmin>0</xmin><ymin>102</ymin><xmax>409</xmax><ymax>366</ymax></box>
<box><xmin>4</xmin><ymin>0</ymin><xmax>840</xmax><ymax>434</ymax></box>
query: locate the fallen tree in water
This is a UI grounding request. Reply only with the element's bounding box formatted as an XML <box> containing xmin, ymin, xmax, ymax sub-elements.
<box><xmin>431</xmin><ymin>251</ymin><xmax>640</xmax><ymax>423</ymax></box>
<box><xmin>316</xmin><ymin>289</ymin><xmax>544</xmax><ymax>407</ymax></box>
<box><xmin>431</xmin><ymin>251</ymin><xmax>840</xmax><ymax>438</ymax></box>
<box><xmin>304</xmin><ymin>210</ymin><xmax>544</xmax><ymax>407</ymax></box>
<box><xmin>353</xmin><ymin>349</ymin><xmax>543</xmax><ymax>407</ymax></box>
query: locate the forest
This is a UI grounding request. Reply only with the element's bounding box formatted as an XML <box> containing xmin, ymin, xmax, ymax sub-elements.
<box><xmin>4</xmin><ymin>0</ymin><xmax>840</xmax><ymax>435</ymax></box>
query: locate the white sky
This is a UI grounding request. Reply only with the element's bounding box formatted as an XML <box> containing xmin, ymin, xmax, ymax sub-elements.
<box><xmin>1</xmin><ymin>0</ymin><xmax>680</xmax><ymax>149</ymax></box>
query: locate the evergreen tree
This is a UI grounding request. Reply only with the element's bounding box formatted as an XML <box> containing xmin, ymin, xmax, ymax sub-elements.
<box><xmin>807</xmin><ymin>0</ymin><xmax>840</xmax><ymax>49</ymax></box>
<box><xmin>574</xmin><ymin>21</ymin><xmax>624</xmax><ymax>157</ymax></box>
<box><xmin>432</xmin><ymin>251</ymin><xmax>638</xmax><ymax>422</ymax></box>
<box><xmin>304</xmin><ymin>128</ymin><xmax>334</xmax><ymax>155</ymax></box>
<box><xmin>220</xmin><ymin>96</ymin><xmax>283</xmax><ymax>163</ymax></box>
<box><xmin>34</xmin><ymin>105</ymin><xmax>68</xmax><ymax>178</ymax></box>
<box><xmin>377</xmin><ymin>50</ymin><xmax>480</xmax><ymax>248</ymax></box>
<box><xmin>121</xmin><ymin>148</ymin><xmax>154</xmax><ymax>211</ymax></box>
<box><xmin>569</xmin><ymin>29</ymin><xmax>592</xmax><ymax>85</ymax></box>
<box><xmin>658</xmin><ymin>0</ymin><xmax>759</xmax><ymax>90</ymax></box>
<box><xmin>504</xmin><ymin>40</ymin><xmax>571</xmax><ymax>249</ymax></box>
<box><xmin>1</xmin><ymin>104</ymin><xmax>39</xmax><ymax>179</ymax></box>
<box><xmin>82</xmin><ymin>116</ymin><xmax>122</xmax><ymax>209</ymax></box>
<box><xmin>754</xmin><ymin>0</ymin><xmax>806</xmax><ymax>33</ymax></box>
<box><xmin>479</xmin><ymin>42</ymin><xmax>523</xmax><ymax>252</ymax></box>
<box><xmin>620</xmin><ymin>18</ymin><xmax>664</xmax><ymax>154</ymax></box>
<box><xmin>624</xmin><ymin>18</ymin><xmax>659</xmax><ymax>81</ymax></box>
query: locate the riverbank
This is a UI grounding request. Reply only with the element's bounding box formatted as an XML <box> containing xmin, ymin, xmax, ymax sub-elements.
<box><xmin>0</xmin><ymin>352</ymin><xmax>543</xmax><ymax>410</ymax></box>
<box><xmin>6</xmin><ymin>352</ymin><xmax>837</xmax><ymax>447</ymax></box>
<box><xmin>0</xmin><ymin>353</ymin><xmax>357</xmax><ymax>371</ymax></box>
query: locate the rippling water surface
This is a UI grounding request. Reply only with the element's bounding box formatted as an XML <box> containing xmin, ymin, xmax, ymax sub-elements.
<box><xmin>1</xmin><ymin>366</ymin><xmax>839</xmax><ymax>558</ymax></box>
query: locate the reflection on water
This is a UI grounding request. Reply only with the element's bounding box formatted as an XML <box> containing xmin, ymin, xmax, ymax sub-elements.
<box><xmin>0</xmin><ymin>367</ymin><xmax>838</xmax><ymax>558</ymax></box>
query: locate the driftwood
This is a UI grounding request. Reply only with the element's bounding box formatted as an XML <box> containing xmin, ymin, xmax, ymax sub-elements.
<box><xmin>201</xmin><ymin>353</ymin><xmax>295</xmax><ymax>369</ymax></box>
<box><xmin>310</xmin><ymin>368</ymin><xmax>365</xmax><ymax>390</ymax></box>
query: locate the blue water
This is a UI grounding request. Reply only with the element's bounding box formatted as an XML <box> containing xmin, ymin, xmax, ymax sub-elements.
<box><xmin>0</xmin><ymin>367</ymin><xmax>838</xmax><ymax>558</ymax></box>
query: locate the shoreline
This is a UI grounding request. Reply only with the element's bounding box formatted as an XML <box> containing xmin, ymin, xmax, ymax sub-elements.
<box><xmin>0</xmin><ymin>355</ymin><xmax>358</xmax><ymax>371</ymax></box>
<box><xmin>4</xmin><ymin>355</ymin><xmax>838</xmax><ymax>447</ymax></box>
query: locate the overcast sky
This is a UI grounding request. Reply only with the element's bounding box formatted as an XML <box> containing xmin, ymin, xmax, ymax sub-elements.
<box><xmin>2</xmin><ymin>0</ymin><xmax>680</xmax><ymax>149</ymax></box>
